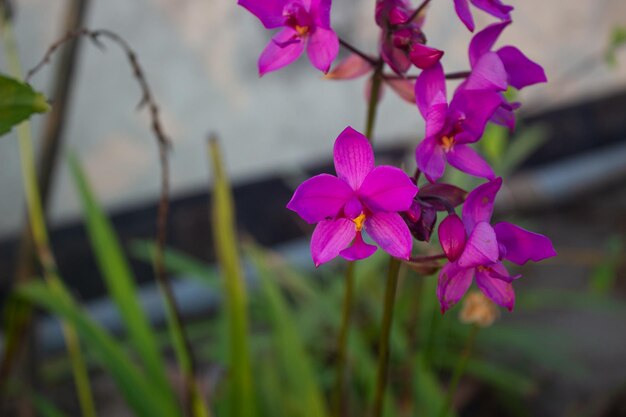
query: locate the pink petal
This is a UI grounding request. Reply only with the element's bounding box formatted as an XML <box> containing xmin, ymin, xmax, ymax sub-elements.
<box><xmin>494</xmin><ymin>222</ymin><xmax>557</xmax><ymax>265</ymax></box>
<box><xmin>333</xmin><ymin>126</ymin><xmax>374</xmax><ymax>189</ymax></box>
<box><xmin>258</xmin><ymin>29</ymin><xmax>306</xmax><ymax>76</ymax></box>
<box><xmin>439</xmin><ymin>214</ymin><xmax>467</xmax><ymax>262</ymax></box>
<box><xmin>238</xmin><ymin>0</ymin><xmax>285</xmax><ymax>29</ymax></box>
<box><xmin>448</xmin><ymin>89</ymin><xmax>502</xmax><ymax>142</ymax></box>
<box><xmin>462</xmin><ymin>178</ymin><xmax>502</xmax><ymax>233</ymax></box>
<box><xmin>307</xmin><ymin>27</ymin><xmax>339</xmax><ymax>73</ymax></box>
<box><xmin>416</xmin><ymin>136</ymin><xmax>446</xmax><ymax>182</ymax></box>
<box><xmin>358</xmin><ymin>166</ymin><xmax>418</xmax><ymax>213</ymax></box>
<box><xmin>310</xmin><ymin>218</ymin><xmax>355</xmax><ymax>267</ymax></box>
<box><xmin>464</xmin><ymin>52</ymin><xmax>508</xmax><ymax>91</ymax></box>
<box><xmin>340</xmin><ymin>231</ymin><xmax>377</xmax><ymax>261</ymax></box>
<box><xmin>446</xmin><ymin>144</ymin><xmax>495</xmax><ymax>180</ymax></box>
<box><xmin>437</xmin><ymin>262</ymin><xmax>474</xmax><ymax>313</ymax></box>
<box><xmin>287</xmin><ymin>173</ymin><xmax>353</xmax><ymax>223</ymax></box>
<box><xmin>415</xmin><ymin>62</ymin><xmax>447</xmax><ymax>119</ymax></box>
<box><xmin>469</xmin><ymin>21</ymin><xmax>510</xmax><ymax>67</ymax></box>
<box><xmin>424</xmin><ymin>95</ymin><xmax>448</xmax><ymax>138</ymax></box>
<box><xmin>485</xmin><ymin>261</ymin><xmax>521</xmax><ymax>283</ymax></box>
<box><xmin>325</xmin><ymin>53</ymin><xmax>373</xmax><ymax>80</ymax></box>
<box><xmin>409</xmin><ymin>43</ymin><xmax>444</xmax><ymax>69</ymax></box>
<box><xmin>470</xmin><ymin>0</ymin><xmax>513</xmax><ymax>21</ymax></box>
<box><xmin>497</xmin><ymin>46</ymin><xmax>547</xmax><ymax>90</ymax></box>
<box><xmin>381</xmin><ymin>39</ymin><xmax>412</xmax><ymax>75</ymax></box>
<box><xmin>475</xmin><ymin>262</ymin><xmax>515</xmax><ymax>311</ymax></box>
<box><xmin>385</xmin><ymin>78</ymin><xmax>415</xmax><ymax>104</ymax></box>
<box><xmin>365</xmin><ymin>212</ymin><xmax>413</xmax><ymax>260</ymax></box>
<box><xmin>343</xmin><ymin>196</ymin><xmax>363</xmax><ymax>219</ymax></box>
<box><xmin>458</xmin><ymin>221</ymin><xmax>499</xmax><ymax>268</ymax></box>
<box><xmin>453</xmin><ymin>0</ymin><xmax>475</xmax><ymax>31</ymax></box>
<box><xmin>310</xmin><ymin>0</ymin><xmax>332</xmax><ymax>28</ymax></box>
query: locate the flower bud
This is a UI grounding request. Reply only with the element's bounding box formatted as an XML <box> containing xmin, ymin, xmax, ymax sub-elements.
<box><xmin>459</xmin><ymin>291</ymin><xmax>499</xmax><ymax>327</ymax></box>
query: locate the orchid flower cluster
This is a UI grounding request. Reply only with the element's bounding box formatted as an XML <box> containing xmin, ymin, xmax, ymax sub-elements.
<box><xmin>239</xmin><ymin>0</ymin><xmax>556</xmax><ymax>313</ymax></box>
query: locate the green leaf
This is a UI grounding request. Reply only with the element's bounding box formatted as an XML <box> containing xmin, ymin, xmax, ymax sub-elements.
<box><xmin>0</xmin><ymin>74</ymin><xmax>49</xmax><ymax>136</ymax></box>
<box><xmin>32</xmin><ymin>394</ymin><xmax>71</xmax><ymax>417</ymax></box>
<box><xmin>246</xmin><ymin>243</ymin><xmax>328</xmax><ymax>417</ymax></box>
<box><xmin>498</xmin><ymin>124</ymin><xmax>549</xmax><ymax>176</ymax></box>
<box><xmin>606</xmin><ymin>26</ymin><xmax>626</xmax><ymax>66</ymax></box>
<box><xmin>590</xmin><ymin>236</ymin><xmax>623</xmax><ymax>295</ymax></box>
<box><xmin>67</xmin><ymin>153</ymin><xmax>178</xmax><ymax>410</ymax></box>
<box><xmin>208</xmin><ymin>138</ymin><xmax>256</xmax><ymax>417</ymax></box>
<box><xmin>413</xmin><ymin>351</ymin><xmax>455</xmax><ymax>417</ymax></box>
<box><xmin>16</xmin><ymin>281</ymin><xmax>182</xmax><ymax>417</ymax></box>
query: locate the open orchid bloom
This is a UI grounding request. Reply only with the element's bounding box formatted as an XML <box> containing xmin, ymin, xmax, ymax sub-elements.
<box><xmin>287</xmin><ymin>127</ymin><xmax>418</xmax><ymax>266</ymax></box>
<box><xmin>437</xmin><ymin>178</ymin><xmax>557</xmax><ymax>312</ymax></box>
<box><xmin>453</xmin><ymin>0</ymin><xmax>513</xmax><ymax>32</ymax></box>
<box><xmin>376</xmin><ymin>0</ymin><xmax>443</xmax><ymax>74</ymax></box>
<box><xmin>460</xmin><ymin>21</ymin><xmax>547</xmax><ymax>129</ymax></box>
<box><xmin>414</xmin><ymin>62</ymin><xmax>502</xmax><ymax>182</ymax></box>
<box><xmin>238</xmin><ymin>0</ymin><xmax>339</xmax><ymax>75</ymax></box>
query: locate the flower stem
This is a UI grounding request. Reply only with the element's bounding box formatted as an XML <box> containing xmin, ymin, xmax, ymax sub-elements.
<box><xmin>365</xmin><ymin>64</ymin><xmax>384</xmax><ymax>141</ymax></box>
<box><xmin>339</xmin><ymin>38</ymin><xmax>378</xmax><ymax>66</ymax></box>
<box><xmin>1</xmin><ymin>14</ymin><xmax>97</xmax><ymax>417</ymax></box>
<box><xmin>438</xmin><ymin>324</ymin><xmax>480</xmax><ymax>417</ymax></box>
<box><xmin>333</xmin><ymin>261</ymin><xmax>355</xmax><ymax>417</ymax></box>
<box><xmin>371</xmin><ymin>257</ymin><xmax>402</xmax><ymax>417</ymax></box>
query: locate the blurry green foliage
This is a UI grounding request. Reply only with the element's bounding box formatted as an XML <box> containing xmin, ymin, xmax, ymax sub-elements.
<box><xmin>0</xmin><ymin>74</ymin><xmax>49</xmax><ymax>136</ymax></box>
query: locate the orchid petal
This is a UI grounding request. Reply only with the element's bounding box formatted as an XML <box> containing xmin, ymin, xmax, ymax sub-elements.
<box><xmin>416</xmin><ymin>136</ymin><xmax>446</xmax><ymax>182</ymax></box>
<box><xmin>238</xmin><ymin>0</ymin><xmax>285</xmax><ymax>29</ymax></box>
<box><xmin>462</xmin><ymin>178</ymin><xmax>502</xmax><ymax>233</ymax></box>
<box><xmin>340</xmin><ymin>231</ymin><xmax>377</xmax><ymax>261</ymax></box>
<box><xmin>359</xmin><ymin>166</ymin><xmax>418</xmax><ymax>213</ymax></box>
<box><xmin>439</xmin><ymin>214</ymin><xmax>467</xmax><ymax>262</ymax></box>
<box><xmin>469</xmin><ymin>21</ymin><xmax>510</xmax><ymax>67</ymax></box>
<box><xmin>415</xmin><ymin>62</ymin><xmax>447</xmax><ymax>118</ymax></box>
<box><xmin>475</xmin><ymin>262</ymin><xmax>515</xmax><ymax>311</ymax></box>
<box><xmin>453</xmin><ymin>0</ymin><xmax>475</xmax><ymax>31</ymax></box>
<box><xmin>311</xmin><ymin>0</ymin><xmax>332</xmax><ymax>28</ymax></box>
<box><xmin>365</xmin><ymin>212</ymin><xmax>413</xmax><ymax>260</ymax></box>
<box><xmin>497</xmin><ymin>46</ymin><xmax>547</xmax><ymax>90</ymax></box>
<box><xmin>464</xmin><ymin>52</ymin><xmax>508</xmax><ymax>91</ymax></box>
<box><xmin>385</xmin><ymin>78</ymin><xmax>416</xmax><ymax>104</ymax></box>
<box><xmin>490</xmin><ymin>102</ymin><xmax>517</xmax><ymax>131</ymax></box>
<box><xmin>326</xmin><ymin>53</ymin><xmax>373</xmax><ymax>80</ymax></box>
<box><xmin>446</xmin><ymin>144</ymin><xmax>496</xmax><ymax>180</ymax></box>
<box><xmin>448</xmin><ymin>89</ymin><xmax>502</xmax><ymax>142</ymax></box>
<box><xmin>287</xmin><ymin>173</ymin><xmax>353</xmax><ymax>223</ymax></box>
<box><xmin>458</xmin><ymin>221</ymin><xmax>499</xmax><ymax>268</ymax></box>
<box><xmin>437</xmin><ymin>262</ymin><xmax>474</xmax><ymax>313</ymax></box>
<box><xmin>470</xmin><ymin>0</ymin><xmax>513</xmax><ymax>21</ymax></box>
<box><xmin>310</xmin><ymin>218</ymin><xmax>355</xmax><ymax>266</ymax></box>
<box><xmin>343</xmin><ymin>196</ymin><xmax>363</xmax><ymax>219</ymax></box>
<box><xmin>333</xmin><ymin>126</ymin><xmax>374</xmax><ymax>189</ymax></box>
<box><xmin>424</xmin><ymin>95</ymin><xmax>448</xmax><ymax>138</ymax></box>
<box><xmin>307</xmin><ymin>27</ymin><xmax>339</xmax><ymax>73</ymax></box>
<box><xmin>381</xmin><ymin>38</ymin><xmax>412</xmax><ymax>75</ymax></box>
<box><xmin>494</xmin><ymin>222</ymin><xmax>557</xmax><ymax>265</ymax></box>
<box><xmin>408</xmin><ymin>43</ymin><xmax>444</xmax><ymax>70</ymax></box>
<box><xmin>485</xmin><ymin>261</ymin><xmax>521</xmax><ymax>283</ymax></box>
<box><xmin>258</xmin><ymin>29</ymin><xmax>306</xmax><ymax>76</ymax></box>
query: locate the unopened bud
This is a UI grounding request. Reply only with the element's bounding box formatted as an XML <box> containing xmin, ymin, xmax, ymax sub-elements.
<box><xmin>459</xmin><ymin>291</ymin><xmax>499</xmax><ymax>327</ymax></box>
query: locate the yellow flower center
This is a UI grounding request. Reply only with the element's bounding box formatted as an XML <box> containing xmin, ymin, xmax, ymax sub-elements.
<box><xmin>441</xmin><ymin>135</ymin><xmax>455</xmax><ymax>152</ymax></box>
<box><xmin>352</xmin><ymin>213</ymin><xmax>366</xmax><ymax>232</ymax></box>
<box><xmin>295</xmin><ymin>25</ymin><xmax>309</xmax><ymax>36</ymax></box>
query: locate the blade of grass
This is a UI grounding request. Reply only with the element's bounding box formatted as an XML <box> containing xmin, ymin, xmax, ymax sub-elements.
<box><xmin>16</xmin><ymin>281</ymin><xmax>183</xmax><ymax>417</ymax></box>
<box><xmin>67</xmin><ymin>153</ymin><xmax>178</xmax><ymax>408</ymax></box>
<box><xmin>246</xmin><ymin>243</ymin><xmax>328</xmax><ymax>417</ymax></box>
<box><xmin>207</xmin><ymin>137</ymin><xmax>256</xmax><ymax>417</ymax></box>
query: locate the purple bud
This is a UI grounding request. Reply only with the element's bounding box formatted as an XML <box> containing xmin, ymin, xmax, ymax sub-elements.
<box><xmin>403</xmin><ymin>201</ymin><xmax>437</xmax><ymax>242</ymax></box>
<box><xmin>438</xmin><ymin>214</ymin><xmax>466</xmax><ymax>261</ymax></box>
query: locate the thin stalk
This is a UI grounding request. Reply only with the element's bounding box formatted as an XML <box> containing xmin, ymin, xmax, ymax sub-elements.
<box><xmin>407</xmin><ymin>0</ymin><xmax>432</xmax><ymax>23</ymax></box>
<box><xmin>332</xmin><ymin>261</ymin><xmax>355</xmax><ymax>417</ymax></box>
<box><xmin>338</xmin><ymin>38</ymin><xmax>378</xmax><ymax>66</ymax></box>
<box><xmin>365</xmin><ymin>65</ymin><xmax>384</xmax><ymax>140</ymax></box>
<box><xmin>371</xmin><ymin>257</ymin><xmax>401</xmax><ymax>417</ymax></box>
<box><xmin>437</xmin><ymin>324</ymin><xmax>479</xmax><ymax>417</ymax></box>
<box><xmin>1</xmin><ymin>15</ymin><xmax>97</xmax><ymax>417</ymax></box>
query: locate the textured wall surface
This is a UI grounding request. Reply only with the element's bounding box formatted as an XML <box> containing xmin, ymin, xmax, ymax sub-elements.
<box><xmin>0</xmin><ymin>0</ymin><xmax>625</xmax><ymax>236</ymax></box>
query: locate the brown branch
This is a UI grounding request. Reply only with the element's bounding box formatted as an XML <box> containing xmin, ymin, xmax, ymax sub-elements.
<box><xmin>26</xmin><ymin>27</ymin><xmax>198</xmax><ymax>412</ymax></box>
<box><xmin>383</xmin><ymin>70</ymin><xmax>471</xmax><ymax>81</ymax></box>
<box><xmin>338</xmin><ymin>38</ymin><xmax>379</xmax><ymax>66</ymax></box>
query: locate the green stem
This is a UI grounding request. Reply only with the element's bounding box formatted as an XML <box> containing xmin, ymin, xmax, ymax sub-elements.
<box><xmin>333</xmin><ymin>261</ymin><xmax>355</xmax><ymax>417</ymax></box>
<box><xmin>365</xmin><ymin>65</ymin><xmax>384</xmax><ymax>140</ymax></box>
<box><xmin>371</xmin><ymin>257</ymin><xmax>401</xmax><ymax>417</ymax></box>
<box><xmin>437</xmin><ymin>324</ymin><xmax>479</xmax><ymax>417</ymax></box>
<box><xmin>1</xmin><ymin>15</ymin><xmax>97</xmax><ymax>417</ymax></box>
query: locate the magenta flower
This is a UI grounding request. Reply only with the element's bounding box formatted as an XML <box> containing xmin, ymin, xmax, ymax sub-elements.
<box><xmin>461</xmin><ymin>21</ymin><xmax>547</xmax><ymax>129</ymax></box>
<box><xmin>376</xmin><ymin>0</ymin><xmax>443</xmax><ymax>74</ymax></box>
<box><xmin>437</xmin><ymin>178</ymin><xmax>557</xmax><ymax>312</ymax></box>
<box><xmin>414</xmin><ymin>62</ymin><xmax>502</xmax><ymax>182</ymax></box>
<box><xmin>287</xmin><ymin>127</ymin><xmax>418</xmax><ymax>266</ymax></box>
<box><xmin>453</xmin><ymin>0</ymin><xmax>513</xmax><ymax>32</ymax></box>
<box><xmin>238</xmin><ymin>0</ymin><xmax>339</xmax><ymax>75</ymax></box>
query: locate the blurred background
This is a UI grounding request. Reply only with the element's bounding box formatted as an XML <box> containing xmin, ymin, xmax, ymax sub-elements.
<box><xmin>0</xmin><ymin>0</ymin><xmax>626</xmax><ymax>416</ymax></box>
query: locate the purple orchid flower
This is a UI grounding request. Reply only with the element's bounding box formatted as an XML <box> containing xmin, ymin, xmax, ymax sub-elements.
<box><xmin>453</xmin><ymin>0</ymin><xmax>513</xmax><ymax>32</ymax></box>
<box><xmin>437</xmin><ymin>178</ymin><xmax>557</xmax><ymax>312</ymax></box>
<box><xmin>238</xmin><ymin>0</ymin><xmax>339</xmax><ymax>76</ymax></box>
<box><xmin>375</xmin><ymin>0</ymin><xmax>443</xmax><ymax>74</ymax></box>
<box><xmin>414</xmin><ymin>62</ymin><xmax>502</xmax><ymax>182</ymax></box>
<box><xmin>287</xmin><ymin>126</ymin><xmax>418</xmax><ymax>266</ymax></box>
<box><xmin>460</xmin><ymin>21</ymin><xmax>547</xmax><ymax>129</ymax></box>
